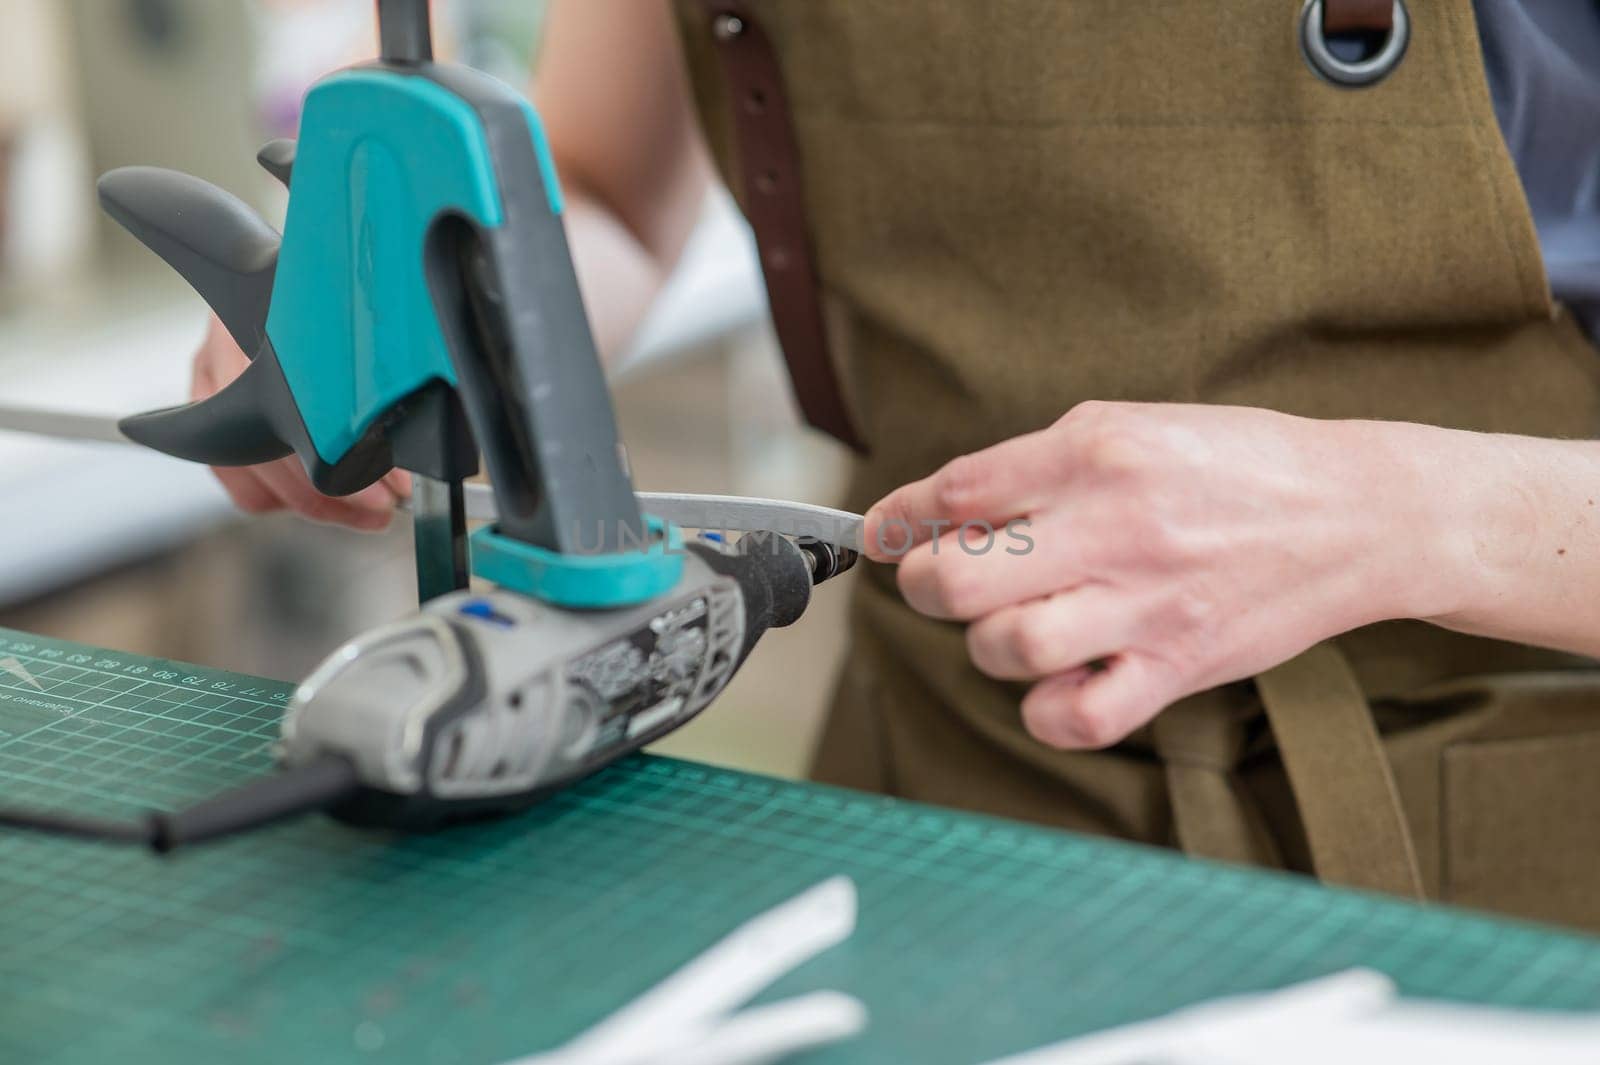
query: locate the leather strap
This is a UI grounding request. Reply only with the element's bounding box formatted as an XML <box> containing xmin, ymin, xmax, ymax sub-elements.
<box><xmin>694</xmin><ymin>2</ymin><xmax>866</xmax><ymax>451</ymax></box>
<box><xmin>1323</xmin><ymin>0</ymin><xmax>1394</xmax><ymax>35</ymax></box>
<box><xmin>1256</xmin><ymin>642</ymin><xmax>1425</xmax><ymax>899</ymax></box>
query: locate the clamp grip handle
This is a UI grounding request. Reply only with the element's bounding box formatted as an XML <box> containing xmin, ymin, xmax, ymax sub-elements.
<box><xmin>97</xmin><ymin>166</ymin><xmax>278</xmax><ymax>358</ymax></box>
<box><xmin>99</xmin><ymin>165</ymin><xmax>308</xmax><ymax>468</ymax></box>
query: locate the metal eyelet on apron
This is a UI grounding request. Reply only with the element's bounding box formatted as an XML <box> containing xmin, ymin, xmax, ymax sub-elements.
<box><xmin>1299</xmin><ymin>0</ymin><xmax>1409</xmax><ymax>87</ymax></box>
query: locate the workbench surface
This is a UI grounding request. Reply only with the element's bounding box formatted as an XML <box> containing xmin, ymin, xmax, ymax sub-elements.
<box><xmin>3</xmin><ymin>627</ymin><xmax>1600</xmax><ymax>1064</ymax></box>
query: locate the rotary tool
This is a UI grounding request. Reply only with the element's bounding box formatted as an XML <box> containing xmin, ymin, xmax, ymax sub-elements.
<box><xmin>0</xmin><ymin>0</ymin><xmax>863</xmax><ymax>851</ymax></box>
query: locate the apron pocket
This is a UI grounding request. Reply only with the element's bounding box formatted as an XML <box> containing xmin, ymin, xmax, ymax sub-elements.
<box><xmin>1443</xmin><ymin>729</ymin><xmax>1600</xmax><ymax>931</ymax></box>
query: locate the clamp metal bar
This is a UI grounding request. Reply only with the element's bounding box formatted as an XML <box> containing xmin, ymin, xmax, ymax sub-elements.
<box><xmin>377</xmin><ymin>0</ymin><xmax>434</xmax><ymax>64</ymax></box>
<box><xmin>0</xmin><ymin>405</ymin><xmax>133</xmax><ymax>445</ymax></box>
<box><xmin>459</xmin><ymin>485</ymin><xmax>862</xmax><ymax>551</ymax></box>
<box><xmin>412</xmin><ymin>476</ymin><xmax>469</xmax><ymax>602</ymax></box>
<box><xmin>0</xmin><ymin>405</ymin><xmax>865</xmax><ymax>552</ymax></box>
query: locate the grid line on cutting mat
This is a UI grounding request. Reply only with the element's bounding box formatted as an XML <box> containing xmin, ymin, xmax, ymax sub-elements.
<box><xmin>3</xmin><ymin>627</ymin><xmax>1600</xmax><ymax>1065</ymax></box>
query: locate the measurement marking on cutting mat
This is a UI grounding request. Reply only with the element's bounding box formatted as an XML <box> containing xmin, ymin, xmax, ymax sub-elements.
<box><xmin>0</xmin><ymin>656</ymin><xmax>44</xmax><ymax>690</ymax></box>
<box><xmin>0</xmin><ymin>695</ymin><xmax>76</xmax><ymax>715</ymax></box>
<box><xmin>0</xmin><ymin>631</ymin><xmax>289</xmax><ymax>752</ymax></box>
<box><xmin>0</xmin><ymin>637</ymin><xmax>286</xmax><ymax>701</ymax></box>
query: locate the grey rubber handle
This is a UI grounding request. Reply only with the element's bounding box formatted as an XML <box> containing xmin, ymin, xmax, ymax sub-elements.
<box><xmin>117</xmin><ymin>341</ymin><xmax>300</xmax><ymax>467</ymax></box>
<box><xmin>256</xmin><ymin>139</ymin><xmax>295</xmax><ymax>187</ymax></box>
<box><xmin>98</xmin><ymin>166</ymin><xmax>279</xmax><ymax>358</ymax></box>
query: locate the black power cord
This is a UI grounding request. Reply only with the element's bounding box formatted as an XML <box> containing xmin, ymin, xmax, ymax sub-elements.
<box><xmin>0</xmin><ymin>753</ymin><xmax>360</xmax><ymax>854</ymax></box>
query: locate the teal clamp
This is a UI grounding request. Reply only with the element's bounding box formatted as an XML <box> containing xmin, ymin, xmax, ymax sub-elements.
<box><xmin>470</xmin><ymin>516</ymin><xmax>684</xmax><ymax>608</ymax></box>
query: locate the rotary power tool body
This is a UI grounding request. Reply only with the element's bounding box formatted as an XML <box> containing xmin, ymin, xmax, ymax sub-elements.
<box><xmin>290</xmin><ymin>533</ymin><xmax>835</xmax><ymax>831</ymax></box>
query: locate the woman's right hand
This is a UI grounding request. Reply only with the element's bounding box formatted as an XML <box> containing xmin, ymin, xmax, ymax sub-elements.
<box><xmin>191</xmin><ymin>316</ymin><xmax>410</xmax><ymax>531</ymax></box>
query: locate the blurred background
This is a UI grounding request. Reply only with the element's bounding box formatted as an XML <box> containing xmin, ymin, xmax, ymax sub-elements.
<box><xmin>0</xmin><ymin>0</ymin><xmax>853</xmax><ymax>778</ymax></box>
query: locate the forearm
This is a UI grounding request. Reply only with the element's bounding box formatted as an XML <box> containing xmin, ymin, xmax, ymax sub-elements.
<box><xmin>559</xmin><ymin>187</ymin><xmax>681</xmax><ymax>364</ymax></box>
<box><xmin>1385</xmin><ymin>422</ymin><xmax>1600</xmax><ymax>657</ymax></box>
<box><xmin>860</xmin><ymin>403</ymin><xmax>1600</xmax><ymax>751</ymax></box>
<box><xmin>532</xmin><ymin>0</ymin><xmax>713</xmax><ymax>368</ymax></box>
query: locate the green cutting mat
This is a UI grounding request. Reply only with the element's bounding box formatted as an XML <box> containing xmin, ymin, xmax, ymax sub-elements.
<box><xmin>3</xmin><ymin>627</ymin><xmax>1600</xmax><ymax>1064</ymax></box>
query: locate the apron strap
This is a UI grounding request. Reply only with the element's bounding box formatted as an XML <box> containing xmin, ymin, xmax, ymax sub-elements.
<box><xmin>693</xmin><ymin>2</ymin><xmax>866</xmax><ymax>452</ymax></box>
<box><xmin>1153</xmin><ymin>642</ymin><xmax>1424</xmax><ymax>899</ymax></box>
<box><xmin>1255</xmin><ymin>642</ymin><xmax>1425</xmax><ymax>899</ymax></box>
<box><xmin>1151</xmin><ymin>696</ymin><xmax>1284</xmax><ymax>869</ymax></box>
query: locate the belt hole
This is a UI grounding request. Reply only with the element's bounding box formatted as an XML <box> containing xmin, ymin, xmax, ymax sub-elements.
<box><xmin>1299</xmin><ymin>0</ymin><xmax>1409</xmax><ymax>88</ymax></box>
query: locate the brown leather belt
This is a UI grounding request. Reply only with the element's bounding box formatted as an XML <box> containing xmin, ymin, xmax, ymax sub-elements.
<box><xmin>693</xmin><ymin>1</ymin><xmax>866</xmax><ymax>452</ymax></box>
<box><xmin>1324</xmin><ymin>0</ymin><xmax>1394</xmax><ymax>35</ymax></box>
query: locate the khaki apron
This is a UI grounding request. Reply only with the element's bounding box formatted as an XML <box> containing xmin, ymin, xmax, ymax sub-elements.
<box><xmin>672</xmin><ymin>1</ymin><xmax>1600</xmax><ymax>930</ymax></box>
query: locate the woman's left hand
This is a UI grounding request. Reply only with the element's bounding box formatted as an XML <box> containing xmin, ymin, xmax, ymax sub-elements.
<box><xmin>862</xmin><ymin>401</ymin><xmax>1467</xmax><ymax>750</ymax></box>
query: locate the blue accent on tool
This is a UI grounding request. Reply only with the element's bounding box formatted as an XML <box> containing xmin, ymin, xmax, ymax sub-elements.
<box><xmin>470</xmin><ymin>517</ymin><xmax>684</xmax><ymax>608</ymax></box>
<box><xmin>266</xmin><ymin>71</ymin><xmax>502</xmax><ymax>466</ymax></box>
<box><xmin>458</xmin><ymin>600</ymin><xmax>517</xmax><ymax>627</ymax></box>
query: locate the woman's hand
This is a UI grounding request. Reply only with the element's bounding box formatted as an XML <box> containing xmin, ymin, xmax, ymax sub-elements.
<box><xmin>862</xmin><ymin>401</ymin><xmax>1471</xmax><ymax>750</ymax></box>
<box><xmin>191</xmin><ymin>316</ymin><xmax>410</xmax><ymax>530</ymax></box>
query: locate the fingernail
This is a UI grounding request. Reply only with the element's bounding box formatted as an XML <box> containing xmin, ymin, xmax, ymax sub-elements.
<box><xmin>861</xmin><ymin>514</ymin><xmax>879</xmax><ymax>543</ymax></box>
<box><xmin>865</xmin><ymin>510</ymin><xmax>919</xmax><ymax>560</ymax></box>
